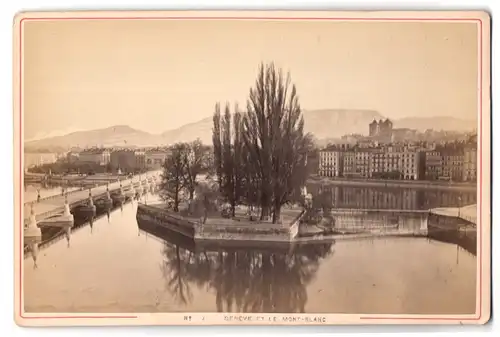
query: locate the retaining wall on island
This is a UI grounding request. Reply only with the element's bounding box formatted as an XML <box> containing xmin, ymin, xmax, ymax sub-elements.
<box><xmin>136</xmin><ymin>203</ymin><xmax>304</xmax><ymax>243</ymax></box>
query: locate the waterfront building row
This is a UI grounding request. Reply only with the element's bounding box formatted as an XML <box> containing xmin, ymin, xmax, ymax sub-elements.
<box><xmin>318</xmin><ymin>141</ymin><xmax>477</xmax><ymax>182</ymax></box>
<box><xmin>67</xmin><ymin>148</ymin><xmax>171</xmax><ymax>172</ymax></box>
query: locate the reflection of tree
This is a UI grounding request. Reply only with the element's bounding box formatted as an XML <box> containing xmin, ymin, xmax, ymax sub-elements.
<box><xmin>159</xmin><ymin>242</ymin><xmax>333</xmax><ymax>313</ymax></box>
<box><xmin>160</xmin><ymin>243</ymin><xmax>193</xmax><ymax>305</ymax></box>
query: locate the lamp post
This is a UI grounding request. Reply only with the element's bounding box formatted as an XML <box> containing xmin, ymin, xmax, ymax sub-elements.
<box><xmin>458</xmin><ymin>196</ymin><xmax>462</xmax><ymax>218</ymax></box>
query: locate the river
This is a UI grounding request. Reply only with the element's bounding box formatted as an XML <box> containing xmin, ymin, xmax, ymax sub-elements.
<box><xmin>23</xmin><ymin>185</ymin><xmax>477</xmax><ymax>315</ymax></box>
<box><xmin>305</xmin><ymin>184</ymin><xmax>477</xmax><ymax>210</ymax></box>
<box><xmin>23</xmin><ymin>183</ymin><xmax>82</xmax><ymax>203</ymax></box>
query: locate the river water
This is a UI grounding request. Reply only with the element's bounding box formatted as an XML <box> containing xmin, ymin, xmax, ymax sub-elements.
<box><xmin>23</xmin><ymin>186</ymin><xmax>477</xmax><ymax>315</ymax></box>
<box><xmin>24</xmin><ymin>183</ymin><xmax>80</xmax><ymax>203</ymax></box>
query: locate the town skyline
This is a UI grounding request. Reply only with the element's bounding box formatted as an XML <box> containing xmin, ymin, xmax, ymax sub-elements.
<box><xmin>24</xmin><ymin>20</ymin><xmax>478</xmax><ymax>141</ymax></box>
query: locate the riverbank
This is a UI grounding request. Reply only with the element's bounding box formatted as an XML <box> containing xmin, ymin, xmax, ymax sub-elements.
<box><xmin>308</xmin><ymin>175</ymin><xmax>477</xmax><ymax>192</ymax></box>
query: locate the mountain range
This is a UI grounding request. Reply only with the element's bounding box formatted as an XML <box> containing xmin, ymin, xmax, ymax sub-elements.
<box><xmin>24</xmin><ymin>109</ymin><xmax>476</xmax><ymax>152</ymax></box>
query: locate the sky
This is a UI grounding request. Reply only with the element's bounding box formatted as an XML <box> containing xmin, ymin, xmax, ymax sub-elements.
<box><xmin>22</xmin><ymin>19</ymin><xmax>478</xmax><ymax>141</ymax></box>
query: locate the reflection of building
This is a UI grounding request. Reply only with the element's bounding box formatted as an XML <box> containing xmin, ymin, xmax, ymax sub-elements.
<box><xmin>463</xmin><ymin>144</ymin><xmax>477</xmax><ymax>182</ymax></box>
<box><xmin>145</xmin><ymin>150</ymin><xmax>169</xmax><ymax>170</ymax></box>
<box><xmin>110</xmin><ymin>150</ymin><xmax>136</xmax><ymax>173</ymax></box>
<box><xmin>308</xmin><ymin>184</ymin><xmax>477</xmax><ymax>210</ymax></box>
<box><xmin>79</xmin><ymin>149</ymin><xmax>110</xmax><ymax>165</ymax></box>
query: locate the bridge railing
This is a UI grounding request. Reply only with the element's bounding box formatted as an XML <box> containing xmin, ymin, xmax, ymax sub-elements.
<box><xmin>24</xmin><ymin>174</ymin><xmax>158</xmax><ymax>205</ymax></box>
<box><xmin>23</xmin><ymin>177</ymin><xmax>158</xmax><ymax>226</ymax></box>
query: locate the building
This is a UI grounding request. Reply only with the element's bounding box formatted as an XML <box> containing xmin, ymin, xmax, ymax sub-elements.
<box><xmin>441</xmin><ymin>148</ymin><xmax>464</xmax><ymax>182</ymax></box>
<box><xmin>110</xmin><ymin>150</ymin><xmax>136</xmax><ymax>173</ymax></box>
<box><xmin>354</xmin><ymin>150</ymin><xmax>371</xmax><ymax>178</ymax></box>
<box><xmin>370</xmin><ymin>151</ymin><xmax>386</xmax><ymax>178</ymax></box>
<box><xmin>391</xmin><ymin>128</ymin><xmax>418</xmax><ymax>143</ymax></box>
<box><xmin>145</xmin><ymin>150</ymin><xmax>169</xmax><ymax>170</ymax></box>
<box><xmin>78</xmin><ymin>149</ymin><xmax>111</xmax><ymax>165</ymax></box>
<box><xmin>342</xmin><ymin>151</ymin><xmax>357</xmax><ymax>178</ymax></box>
<box><xmin>463</xmin><ymin>144</ymin><xmax>477</xmax><ymax>182</ymax></box>
<box><xmin>318</xmin><ymin>147</ymin><xmax>344</xmax><ymax>177</ymax></box>
<box><xmin>399</xmin><ymin>150</ymin><xmax>425</xmax><ymax>180</ymax></box>
<box><xmin>424</xmin><ymin>151</ymin><xmax>442</xmax><ymax>180</ymax></box>
<box><xmin>369</xmin><ymin>119</ymin><xmax>393</xmax><ymax>138</ymax></box>
<box><xmin>367</xmin><ymin>146</ymin><xmax>425</xmax><ymax>180</ymax></box>
<box><xmin>135</xmin><ymin>151</ymin><xmax>146</xmax><ymax>170</ymax></box>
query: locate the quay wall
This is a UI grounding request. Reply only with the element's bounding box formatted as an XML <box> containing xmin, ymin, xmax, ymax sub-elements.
<box><xmin>308</xmin><ymin>176</ymin><xmax>477</xmax><ymax>192</ymax></box>
<box><xmin>136</xmin><ymin>204</ymin><xmax>197</xmax><ymax>238</ymax></box>
<box><xmin>136</xmin><ymin>204</ymin><xmax>304</xmax><ymax>242</ymax></box>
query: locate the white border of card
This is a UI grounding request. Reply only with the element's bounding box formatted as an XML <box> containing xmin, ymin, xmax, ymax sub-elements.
<box><xmin>13</xmin><ymin>10</ymin><xmax>491</xmax><ymax>326</ymax></box>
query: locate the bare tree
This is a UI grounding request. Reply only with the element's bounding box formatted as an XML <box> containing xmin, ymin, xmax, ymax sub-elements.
<box><xmin>243</xmin><ymin>62</ymin><xmax>311</xmax><ymax>223</ymax></box>
<box><xmin>182</xmin><ymin>139</ymin><xmax>205</xmax><ymax>200</ymax></box>
<box><xmin>160</xmin><ymin>143</ymin><xmax>187</xmax><ymax>212</ymax></box>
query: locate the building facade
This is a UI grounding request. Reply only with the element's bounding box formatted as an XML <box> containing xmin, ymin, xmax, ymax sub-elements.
<box><xmin>135</xmin><ymin>151</ymin><xmax>146</xmax><ymax>170</ymax></box>
<box><xmin>318</xmin><ymin>148</ymin><xmax>343</xmax><ymax>177</ymax></box>
<box><xmin>399</xmin><ymin>151</ymin><xmax>424</xmax><ymax>180</ymax></box>
<box><xmin>369</xmin><ymin>119</ymin><xmax>393</xmax><ymax>141</ymax></box>
<box><xmin>354</xmin><ymin>151</ymin><xmax>371</xmax><ymax>178</ymax></box>
<box><xmin>370</xmin><ymin>151</ymin><xmax>386</xmax><ymax>178</ymax></box>
<box><xmin>425</xmin><ymin>151</ymin><xmax>442</xmax><ymax>180</ymax></box>
<box><xmin>110</xmin><ymin>150</ymin><xmax>136</xmax><ymax>173</ymax></box>
<box><xmin>78</xmin><ymin>149</ymin><xmax>111</xmax><ymax>165</ymax></box>
<box><xmin>463</xmin><ymin>145</ymin><xmax>477</xmax><ymax>182</ymax></box>
<box><xmin>342</xmin><ymin>151</ymin><xmax>357</xmax><ymax>178</ymax></box>
<box><xmin>145</xmin><ymin>150</ymin><xmax>169</xmax><ymax>170</ymax></box>
<box><xmin>441</xmin><ymin>149</ymin><xmax>464</xmax><ymax>182</ymax></box>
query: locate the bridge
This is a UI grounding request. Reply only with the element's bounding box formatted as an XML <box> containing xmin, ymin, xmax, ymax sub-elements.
<box><xmin>23</xmin><ymin>172</ymin><xmax>161</xmax><ymax>227</ymax></box>
<box><xmin>25</xmin><ymin>173</ymin><xmax>146</xmax><ymax>203</ymax></box>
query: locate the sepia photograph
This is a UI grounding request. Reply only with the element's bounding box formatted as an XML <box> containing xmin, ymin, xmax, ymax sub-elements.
<box><xmin>13</xmin><ymin>10</ymin><xmax>491</xmax><ymax>326</ymax></box>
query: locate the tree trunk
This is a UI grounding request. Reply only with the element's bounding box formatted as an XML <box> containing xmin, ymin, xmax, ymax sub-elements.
<box><xmin>174</xmin><ymin>189</ymin><xmax>180</xmax><ymax>212</ymax></box>
<box><xmin>231</xmin><ymin>200</ymin><xmax>236</xmax><ymax>217</ymax></box>
<box><xmin>260</xmin><ymin>206</ymin><xmax>270</xmax><ymax>221</ymax></box>
<box><xmin>272</xmin><ymin>204</ymin><xmax>282</xmax><ymax>224</ymax></box>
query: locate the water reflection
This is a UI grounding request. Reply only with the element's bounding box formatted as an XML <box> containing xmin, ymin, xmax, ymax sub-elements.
<box><xmin>307</xmin><ymin>185</ymin><xmax>476</xmax><ymax>210</ymax></box>
<box><xmin>23</xmin><ymin>193</ymin><xmax>476</xmax><ymax>315</ymax></box>
<box><xmin>148</xmin><ymin>220</ymin><xmax>333</xmax><ymax>313</ymax></box>
<box><xmin>24</xmin><ymin>183</ymin><xmax>80</xmax><ymax>203</ymax></box>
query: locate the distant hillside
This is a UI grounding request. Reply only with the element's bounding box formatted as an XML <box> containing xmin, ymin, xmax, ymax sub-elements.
<box><xmin>393</xmin><ymin>116</ymin><xmax>476</xmax><ymax>132</ymax></box>
<box><xmin>302</xmin><ymin>109</ymin><xmax>384</xmax><ymax>139</ymax></box>
<box><xmin>24</xmin><ymin>125</ymin><xmax>165</xmax><ymax>150</ymax></box>
<box><xmin>160</xmin><ymin>109</ymin><xmax>385</xmax><ymax>145</ymax></box>
<box><xmin>161</xmin><ymin>117</ymin><xmax>213</xmax><ymax>145</ymax></box>
<box><xmin>24</xmin><ymin>112</ymin><xmax>477</xmax><ymax>151</ymax></box>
